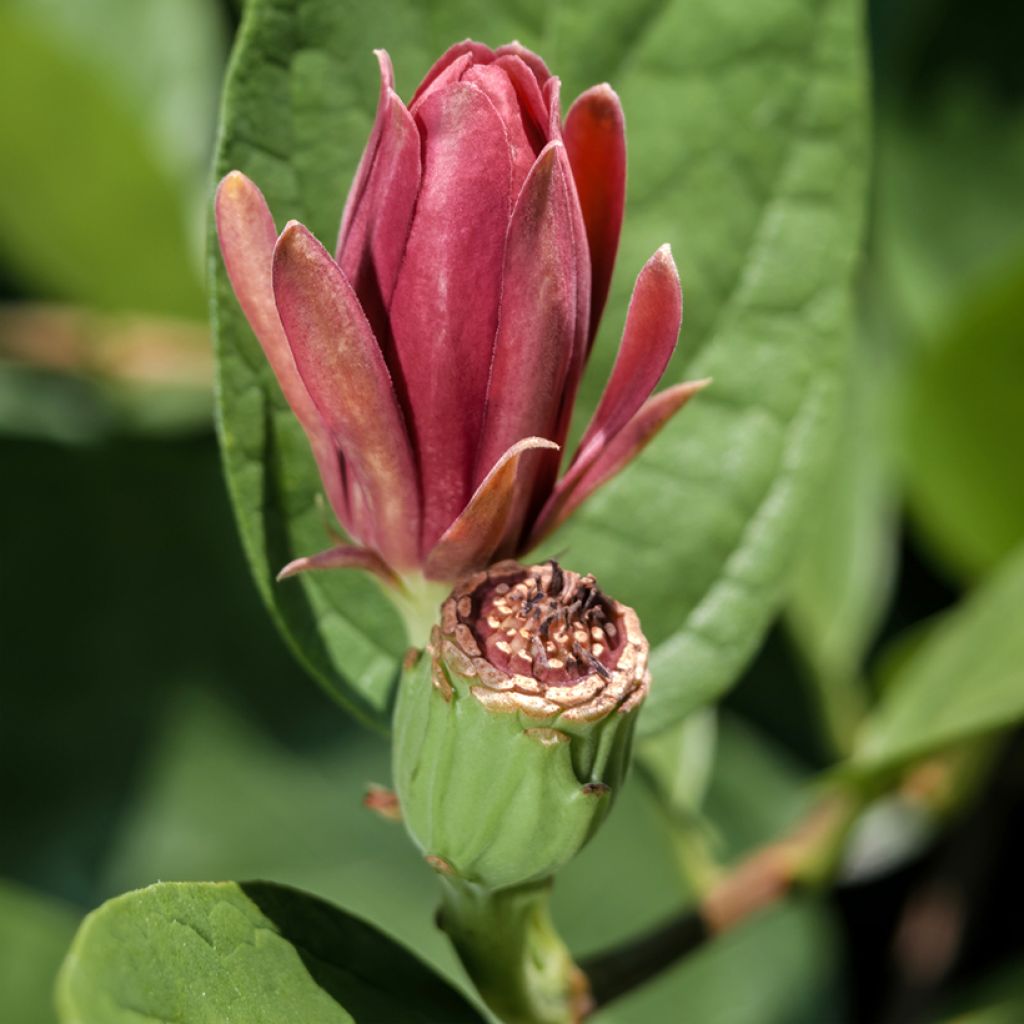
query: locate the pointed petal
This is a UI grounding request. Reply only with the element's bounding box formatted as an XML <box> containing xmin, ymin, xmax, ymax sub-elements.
<box><xmin>476</xmin><ymin>142</ymin><xmax>578</xmax><ymax>536</ymax></box>
<box><xmin>424</xmin><ymin>438</ymin><xmax>559</xmax><ymax>581</ymax></box>
<box><xmin>273</xmin><ymin>222</ymin><xmax>420</xmax><ymax>568</ymax></box>
<box><xmin>543</xmin><ymin>76</ymin><xmax>563</xmax><ymax>140</ymax></box>
<box><xmin>573</xmin><ymin>245</ymin><xmax>683</xmax><ymax>469</ymax></box>
<box><xmin>564</xmin><ymin>84</ymin><xmax>626</xmax><ymax>345</ymax></box>
<box><xmin>336</xmin><ymin>51</ymin><xmax>421</xmax><ymax>325</ymax></box>
<box><xmin>547</xmin><ymin>138</ymin><xmax>593</xmax><ymax>452</ymax></box>
<box><xmin>277</xmin><ymin>544</ymin><xmax>399</xmax><ymax>587</ymax></box>
<box><xmin>531</xmin><ymin>380</ymin><xmax>709</xmax><ymax>544</ymax></box>
<box><xmin>389</xmin><ymin>81</ymin><xmax>513</xmax><ymax>551</ymax></box>
<box><xmin>214</xmin><ymin>171</ymin><xmax>350</xmax><ymax>528</ymax></box>
<box><xmin>410</xmin><ymin>40</ymin><xmax>493</xmax><ymax>106</ymax></box>
<box><xmin>337</xmin><ymin>50</ymin><xmax>397</xmax><ymax>253</ymax></box>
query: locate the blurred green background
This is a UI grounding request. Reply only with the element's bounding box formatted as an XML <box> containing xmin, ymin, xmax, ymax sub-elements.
<box><xmin>2</xmin><ymin>1</ymin><xmax>1023</xmax><ymax>1022</ymax></box>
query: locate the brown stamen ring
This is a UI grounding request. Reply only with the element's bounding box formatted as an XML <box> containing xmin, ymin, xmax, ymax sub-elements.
<box><xmin>431</xmin><ymin>560</ymin><xmax>649</xmax><ymax>721</ymax></box>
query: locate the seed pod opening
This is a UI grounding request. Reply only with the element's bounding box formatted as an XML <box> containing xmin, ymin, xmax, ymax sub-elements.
<box><xmin>393</xmin><ymin>560</ymin><xmax>650</xmax><ymax>890</ymax></box>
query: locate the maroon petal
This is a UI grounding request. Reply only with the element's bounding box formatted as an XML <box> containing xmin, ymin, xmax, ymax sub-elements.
<box><xmin>424</xmin><ymin>437</ymin><xmax>559</xmax><ymax>581</ymax></box>
<box><xmin>337</xmin><ymin>50</ymin><xmax>396</xmax><ymax>255</ymax></box>
<box><xmin>277</xmin><ymin>544</ymin><xmax>399</xmax><ymax>588</ymax></box>
<box><xmin>564</xmin><ymin>84</ymin><xmax>626</xmax><ymax>346</ymax></box>
<box><xmin>410</xmin><ymin>40</ymin><xmax>494</xmax><ymax>106</ymax></box>
<box><xmin>547</xmin><ymin>138</ymin><xmax>593</xmax><ymax>457</ymax></box>
<box><xmin>214</xmin><ymin>171</ymin><xmax>350</xmax><ymax>529</ymax></box>
<box><xmin>273</xmin><ymin>222</ymin><xmax>420</xmax><ymax>568</ymax></box>
<box><xmin>389</xmin><ymin>81</ymin><xmax>514</xmax><ymax>552</ymax></box>
<box><xmin>336</xmin><ymin>51</ymin><xmax>421</xmax><ymax>329</ymax></box>
<box><xmin>492</xmin><ymin>54</ymin><xmax>551</xmax><ymax>148</ymax></box>
<box><xmin>494</xmin><ymin>42</ymin><xmax>552</xmax><ymax>88</ymax></box>
<box><xmin>476</xmin><ymin>142</ymin><xmax>579</xmax><ymax>537</ymax></box>
<box><xmin>543</xmin><ymin>75</ymin><xmax>563</xmax><ymax>140</ymax></box>
<box><xmin>572</xmin><ymin>245</ymin><xmax>683</xmax><ymax>470</ymax></box>
<box><xmin>531</xmin><ymin>379</ymin><xmax>709</xmax><ymax>544</ymax></box>
<box><xmin>463</xmin><ymin>63</ymin><xmax>538</xmax><ymax>196</ymax></box>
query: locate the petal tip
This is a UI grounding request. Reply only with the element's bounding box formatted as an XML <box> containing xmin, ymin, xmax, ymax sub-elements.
<box><xmin>276</xmin><ymin>559</ymin><xmax>303</xmax><ymax>582</ymax></box>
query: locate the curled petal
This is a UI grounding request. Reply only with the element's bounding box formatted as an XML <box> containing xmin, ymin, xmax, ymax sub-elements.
<box><xmin>214</xmin><ymin>171</ymin><xmax>350</xmax><ymax>528</ymax></box>
<box><xmin>463</xmin><ymin>63</ymin><xmax>539</xmax><ymax>195</ymax></box>
<box><xmin>389</xmin><ymin>81</ymin><xmax>513</xmax><ymax>551</ymax></box>
<box><xmin>492</xmin><ymin>54</ymin><xmax>551</xmax><ymax>150</ymax></box>
<box><xmin>424</xmin><ymin>437</ymin><xmax>559</xmax><ymax>581</ymax></box>
<box><xmin>573</xmin><ymin>245</ymin><xmax>683</xmax><ymax>470</ymax></box>
<box><xmin>277</xmin><ymin>544</ymin><xmax>399</xmax><ymax>588</ymax></box>
<box><xmin>336</xmin><ymin>51</ymin><xmax>421</xmax><ymax>334</ymax></box>
<box><xmin>494</xmin><ymin>41</ymin><xmax>552</xmax><ymax>88</ymax></box>
<box><xmin>564</xmin><ymin>84</ymin><xmax>626</xmax><ymax>345</ymax></box>
<box><xmin>410</xmin><ymin>40</ymin><xmax>494</xmax><ymax>107</ymax></box>
<box><xmin>531</xmin><ymin>380</ymin><xmax>710</xmax><ymax>544</ymax></box>
<box><xmin>273</xmin><ymin>222</ymin><xmax>420</xmax><ymax>568</ymax></box>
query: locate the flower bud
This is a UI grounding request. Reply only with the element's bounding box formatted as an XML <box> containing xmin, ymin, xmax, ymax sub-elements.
<box><xmin>392</xmin><ymin>560</ymin><xmax>649</xmax><ymax>891</ymax></box>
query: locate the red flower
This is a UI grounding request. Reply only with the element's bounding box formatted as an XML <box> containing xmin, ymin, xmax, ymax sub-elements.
<box><xmin>216</xmin><ymin>40</ymin><xmax>705</xmax><ymax>585</ymax></box>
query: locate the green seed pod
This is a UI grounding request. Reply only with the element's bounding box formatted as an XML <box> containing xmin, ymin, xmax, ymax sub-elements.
<box><xmin>392</xmin><ymin>559</ymin><xmax>650</xmax><ymax>891</ymax></box>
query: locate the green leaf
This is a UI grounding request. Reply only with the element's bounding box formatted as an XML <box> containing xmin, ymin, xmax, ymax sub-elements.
<box><xmin>853</xmin><ymin>543</ymin><xmax>1024</xmax><ymax>770</ymax></box>
<box><xmin>903</xmin><ymin>263</ymin><xmax>1024</xmax><ymax>580</ymax></box>
<box><xmin>0</xmin><ymin>5</ymin><xmax>208</xmax><ymax>316</ymax></box>
<box><xmin>786</xmin><ymin>334</ymin><xmax>898</xmax><ymax>748</ymax></box>
<box><xmin>212</xmin><ymin>0</ymin><xmax>868</xmax><ymax>727</ymax></box>
<box><xmin>0</xmin><ymin>881</ymin><xmax>80</xmax><ymax>1024</ymax></box>
<box><xmin>57</xmin><ymin>880</ymin><xmax>485</xmax><ymax>1023</ymax></box>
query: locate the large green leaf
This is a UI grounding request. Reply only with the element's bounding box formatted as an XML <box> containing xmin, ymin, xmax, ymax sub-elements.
<box><xmin>0</xmin><ymin>881</ymin><xmax>79</xmax><ymax>1024</ymax></box>
<box><xmin>57</xmin><ymin>881</ymin><xmax>485</xmax><ymax>1023</ymax></box>
<box><xmin>212</xmin><ymin>0</ymin><xmax>868</xmax><ymax>729</ymax></box>
<box><xmin>853</xmin><ymin>543</ymin><xmax>1024</xmax><ymax>771</ymax></box>
<box><xmin>903</xmin><ymin>263</ymin><xmax>1024</xmax><ymax>581</ymax></box>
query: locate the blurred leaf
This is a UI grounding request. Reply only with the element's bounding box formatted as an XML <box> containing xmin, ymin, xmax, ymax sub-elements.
<box><xmin>0</xmin><ymin>305</ymin><xmax>213</xmax><ymax>441</ymax></box>
<box><xmin>787</xmin><ymin>336</ymin><xmax>898</xmax><ymax>748</ymax></box>
<box><xmin>19</xmin><ymin>0</ymin><xmax>226</xmax><ymax>197</ymax></box>
<box><xmin>936</xmin><ymin>958</ymin><xmax>1024</xmax><ymax>1024</ymax></box>
<box><xmin>869</xmin><ymin>90</ymin><xmax>1024</xmax><ymax>345</ymax></box>
<box><xmin>637</xmin><ymin>709</ymin><xmax>812</xmax><ymax>886</ymax></box>
<box><xmin>637</xmin><ymin>709</ymin><xmax>718</xmax><ymax>821</ymax></box>
<box><xmin>903</xmin><ymin>263</ymin><xmax>1024</xmax><ymax>580</ymax></box>
<box><xmin>212</xmin><ymin>0</ymin><xmax>868</xmax><ymax>729</ymax></box>
<box><xmin>0</xmin><ymin>881</ymin><xmax>79</xmax><ymax>1024</ymax></box>
<box><xmin>57</xmin><ymin>880</ymin><xmax>485</xmax><ymax>1023</ymax></box>
<box><xmin>0</xmin><ymin>5</ymin><xmax>209</xmax><ymax>314</ymax></box>
<box><xmin>592</xmin><ymin>900</ymin><xmax>840</xmax><ymax>1024</ymax></box>
<box><xmin>0</xmin><ymin>435</ymin><xmax>318</xmax><ymax>903</ymax></box>
<box><xmin>99</xmin><ymin>690</ymin><xmax>461</xmax><ymax>982</ymax></box>
<box><xmin>700</xmin><ymin>713</ymin><xmax>812</xmax><ymax>859</ymax></box>
<box><xmin>853</xmin><ymin>543</ymin><xmax>1024</xmax><ymax>770</ymax></box>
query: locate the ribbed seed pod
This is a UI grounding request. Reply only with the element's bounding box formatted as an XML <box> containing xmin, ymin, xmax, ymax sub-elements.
<box><xmin>392</xmin><ymin>559</ymin><xmax>649</xmax><ymax>891</ymax></box>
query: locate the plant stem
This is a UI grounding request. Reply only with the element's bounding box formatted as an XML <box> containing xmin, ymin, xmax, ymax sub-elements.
<box><xmin>437</xmin><ymin>876</ymin><xmax>590</xmax><ymax>1024</ymax></box>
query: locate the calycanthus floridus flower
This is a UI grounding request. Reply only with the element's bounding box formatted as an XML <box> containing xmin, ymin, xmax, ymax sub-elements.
<box><xmin>215</xmin><ymin>40</ymin><xmax>707</xmax><ymax>588</ymax></box>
